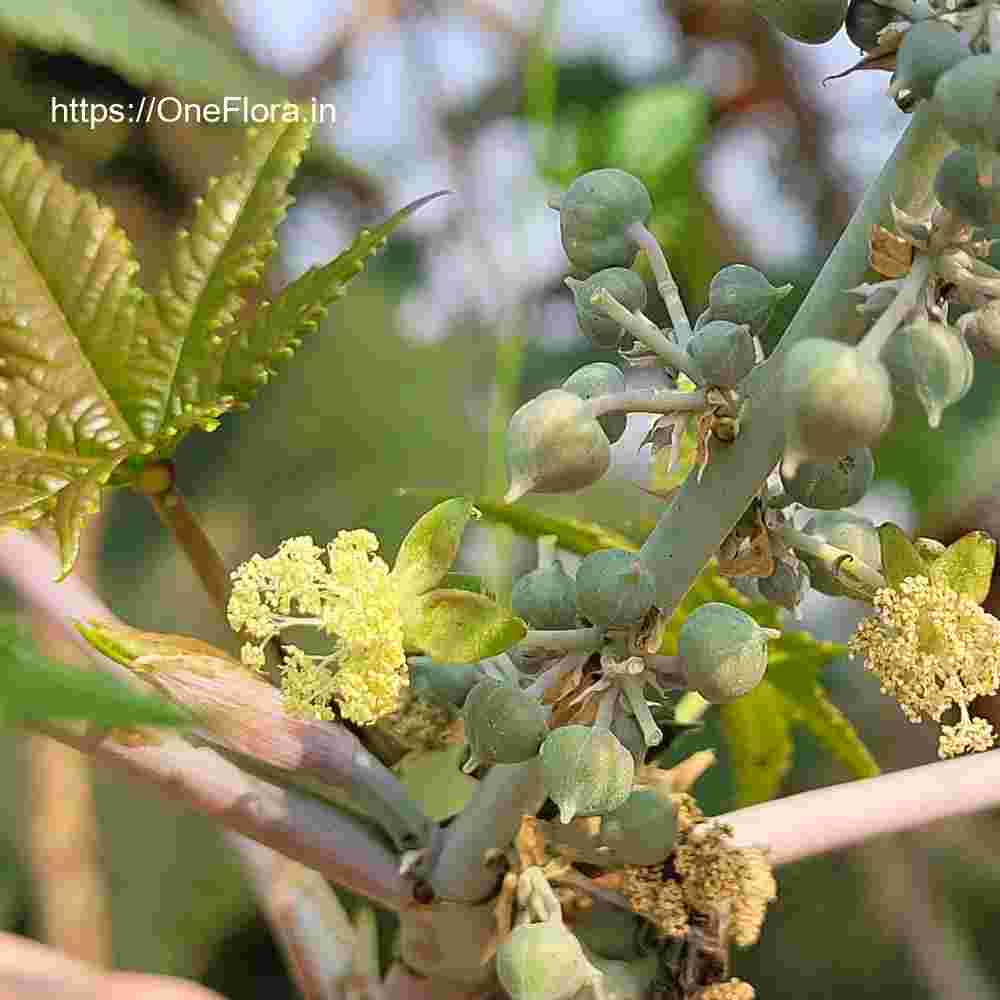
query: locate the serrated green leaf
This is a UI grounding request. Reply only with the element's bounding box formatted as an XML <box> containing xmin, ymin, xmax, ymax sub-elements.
<box><xmin>0</xmin><ymin>0</ymin><xmax>286</xmax><ymax>105</ymax></box>
<box><xmin>878</xmin><ymin>522</ymin><xmax>928</xmax><ymax>590</ymax></box>
<box><xmin>220</xmin><ymin>191</ymin><xmax>451</xmax><ymax>404</ymax></box>
<box><xmin>402</xmin><ymin>588</ymin><xmax>527</xmax><ymax>662</ymax></box>
<box><xmin>719</xmin><ymin>680</ymin><xmax>793</xmax><ymax>806</ymax></box>
<box><xmin>393</xmin><ymin>744</ymin><xmax>477</xmax><ymax>822</ymax></box>
<box><xmin>0</xmin><ymin>623</ymin><xmax>188</xmax><ymax>727</ymax></box>
<box><xmin>417</xmin><ymin>493</ymin><xmax>640</xmax><ymax>556</ymax></box>
<box><xmin>390</xmin><ymin>498</ymin><xmax>477</xmax><ymax>598</ymax></box>
<box><xmin>929</xmin><ymin>530</ymin><xmax>997</xmax><ymax>604</ymax></box>
<box><xmin>0</xmin><ymin>131</ymin><xmax>140</xmax><ymax>568</ymax></box>
<box><xmin>131</xmin><ymin>115</ymin><xmax>313</xmax><ymax>446</ymax></box>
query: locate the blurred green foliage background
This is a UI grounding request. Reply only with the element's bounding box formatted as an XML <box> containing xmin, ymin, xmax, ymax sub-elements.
<box><xmin>2</xmin><ymin>1</ymin><xmax>1000</xmax><ymax>997</ymax></box>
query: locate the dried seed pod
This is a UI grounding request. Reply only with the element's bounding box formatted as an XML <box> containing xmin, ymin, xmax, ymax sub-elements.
<box><xmin>891</xmin><ymin>20</ymin><xmax>968</xmax><ymax>104</ymax></box>
<box><xmin>882</xmin><ymin>317</ymin><xmax>974</xmax><ymax>427</ymax></box>
<box><xmin>846</xmin><ymin>0</ymin><xmax>902</xmax><ymax>52</ymax></box>
<box><xmin>688</xmin><ymin>319</ymin><xmax>757</xmax><ymax>387</ymax></box>
<box><xmin>559</xmin><ymin>169</ymin><xmax>653</xmax><ymax>274</ymax></box>
<box><xmin>505</xmin><ymin>389</ymin><xmax>611</xmax><ymax>502</ymax></box>
<box><xmin>540</xmin><ymin>725</ymin><xmax>635</xmax><ymax>823</ymax></box>
<box><xmin>758</xmin><ymin>559</ymin><xmax>811</xmax><ymax>611</ymax></box>
<box><xmin>575</xmin><ymin>549</ymin><xmax>657</xmax><ymax>628</ymax></box>
<box><xmin>597</xmin><ymin>787</ymin><xmax>678</xmax><ymax>866</ymax></box>
<box><xmin>511</xmin><ymin>560</ymin><xmax>579</xmax><ymax>630</ymax></box>
<box><xmin>933</xmin><ymin>54</ymin><xmax>1000</xmax><ymax>153</ymax></box>
<box><xmin>461</xmin><ymin>678</ymin><xmax>549</xmax><ymax>772</ymax></box>
<box><xmin>566</xmin><ymin>267</ymin><xmax>648</xmax><ymax>349</ymax></box>
<box><xmin>496</xmin><ymin>921</ymin><xmax>601</xmax><ymax>1000</ymax></box>
<box><xmin>708</xmin><ymin>264</ymin><xmax>793</xmax><ymax>336</ymax></box>
<box><xmin>934</xmin><ymin>146</ymin><xmax>995</xmax><ymax>227</ymax></box>
<box><xmin>782</xmin><ymin>339</ymin><xmax>894</xmax><ymax>466</ymax></box>
<box><xmin>801</xmin><ymin>510</ymin><xmax>881</xmax><ymax>596</ymax></box>
<box><xmin>751</xmin><ymin>0</ymin><xmax>850</xmax><ymax>43</ymax></box>
<box><xmin>780</xmin><ymin>447</ymin><xmax>875</xmax><ymax>509</ymax></box>
<box><xmin>678</xmin><ymin>602</ymin><xmax>770</xmax><ymax>703</ymax></box>
<box><xmin>563</xmin><ymin>362</ymin><xmax>628</xmax><ymax>443</ymax></box>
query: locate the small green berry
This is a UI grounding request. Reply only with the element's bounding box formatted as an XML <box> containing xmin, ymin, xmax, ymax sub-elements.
<box><xmin>563</xmin><ymin>362</ymin><xmax>628</xmax><ymax>444</ymax></box>
<box><xmin>461</xmin><ymin>679</ymin><xmax>549</xmax><ymax>772</ymax></box>
<box><xmin>575</xmin><ymin>549</ymin><xmax>657</xmax><ymax>628</ymax></box>
<box><xmin>801</xmin><ymin>510</ymin><xmax>881</xmax><ymax>596</ymax></box>
<box><xmin>505</xmin><ymin>389</ymin><xmax>611</xmax><ymax>502</ymax></box>
<box><xmin>540</xmin><ymin>725</ymin><xmax>635</xmax><ymax>823</ymax></box>
<box><xmin>678</xmin><ymin>602</ymin><xmax>770</xmax><ymax>703</ymax></box>
<box><xmin>751</xmin><ymin>0</ymin><xmax>850</xmax><ymax>44</ymax></box>
<box><xmin>780</xmin><ymin>447</ymin><xmax>875</xmax><ymax>510</ymax></box>
<box><xmin>597</xmin><ymin>787</ymin><xmax>678</xmax><ymax>866</ymax></box>
<box><xmin>496</xmin><ymin>921</ymin><xmax>600</xmax><ymax>1000</ymax></box>
<box><xmin>933</xmin><ymin>54</ymin><xmax>1000</xmax><ymax>153</ymax></box>
<box><xmin>846</xmin><ymin>0</ymin><xmax>903</xmax><ymax>52</ymax></box>
<box><xmin>891</xmin><ymin>20</ymin><xmax>968</xmax><ymax>105</ymax></box>
<box><xmin>934</xmin><ymin>147</ymin><xmax>995</xmax><ymax>227</ymax></box>
<box><xmin>708</xmin><ymin>264</ymin><xmax>792</xmax><ymax>336</ymax></box>
<box><xmin>559</xmin><ymin>169</ymin><xmax>652</xmax><ymax>274</ymax></box>
<box><xmin>688</xmin><ymin>320</ymin><xmax>757</xmax><ymax>387</ymax></box>
<box><xmin>511</xmin><ymin>561</ymin><xmax>579</xmax><ymax>630</ymax></box>
<box><xmin>566</xmin><ymin>268</ymin><xmax>648</xmax><ymax>349</ymax></box>
<box><xmin>758</xmin><ymin>559</ymin><xmax>811</xmax><ymax>612</ymax></box>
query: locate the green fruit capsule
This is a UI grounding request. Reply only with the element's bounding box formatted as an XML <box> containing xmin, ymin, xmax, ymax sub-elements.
<box><xmin>408</xmin><ymin>657</ymin><xmax>483</xmax><ymax>708</ymax></box>
<box><xmin>751</xmin><ymin>0</ymin><xmax>850</xmax><ymax>43</ymax></box>
<box><xmin>688</xmin><ymin>320</ymin><xmax>757</xmax><ymax>387</ymax></box>
<box><xmin>782</xmin><ymin>338</ymin><xmax>893</xmax><ymax>466</ymax></box>
<box><xmin>801</xmin><ymin>511</ymin><xmax>881</xmax><ymax>596</ymax></box>
<box><xmin>780</xmin><ymin>447</ymin><xmax>875</xmax><ymax>509</ymax></box>
<box><xmin>846</xmin><ymin>0</ymin><xmax>901</xmax><ymax>52</ymax></box>
<box><xmin>511</xmin><ymin>561</ymin><xmax>578</xmax><ymax>630</ymax></box>
<box><xmin>575</xmin><ymin>549</ymin><xmax>657</xmax><ymax>628</ymax></box>
<box><xmin>598</xmin><ymin>787</ymin><xmax>678</xmax><ymax>867</ymax></box>
<box><xmin>560</xmin><ymin>169</ymin><xmax>653</xmax><ymax>274</ymax></box>
<box><xmin>707</xmin><ymin>264</ymin><xmax>792</xmax><ymax>336</ymax></box>
<box><xmin>933</xmin><ymin>147</ymin><xmax>995</xmax><ymax>227</ymax></box>
<box><xmin>566</xmin><ymin>267</ymin><xmax>648</xmax><ymax>349</ymax></box>
<box><xmin>540</xmin><ymin>725</ymin><xmax>635</xmax><ymax>823</ymax></box>
<box><xmin>678</xmin><ymin>603</ymin><xmax>770</xmax><ymax>704</ymax></box>
<box><xmin>461</xmin><ymin>679</ymin><xmax>549</xmax><ymax>773</ymax></box>
<box><xmin>505</xmin><ymin>389</ymin><xmax>611</xmax><ymax>502</ymax></box>
<box><xmin>611</xmin><ymin>711</ymin><xmax>648</xmax><ymax>768</ymax></box>
<box><xmin>882</xmin><ymin>317</ymin><xmax>974</xmax><ymax>428</ymax></box>
<box><xmin>572</xmin><ymin>906</ymin><xmax>655</xmax><ymax>962</ymax></box>
<box><xmin>496</xmin><ymin>921</ymin><xmax>600</xmax><ymax>1000</ymax></box>
<box><xmin>563</xmin><ymin>362</ymin><xmax>628</xmax><ymax>444</ymax></box>
<box><xmin>934</xmin><ymin>54</ymin><xmax>1000</xmax><ymax>152</ymax></box>
<box><xmin>891</xmin><ymin>20</ymin><xmax>968</xmax><ymax>104</ymax></box>
<box><xmin>758</xmin><ymin>559</ymin><xmax>810</xmax><ymax>612</ymax></box>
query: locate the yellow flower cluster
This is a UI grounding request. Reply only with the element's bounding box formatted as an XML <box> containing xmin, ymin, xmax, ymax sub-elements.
<box><xmin>227</xmin><ymin>530</ymin><xmax>407</xmax><ymax>725</ymax></box>
<box><xmin>697</xmin><ymin>980</ymin><xmax>755</xmax><ymax>1000</ymax></box>
<box><xmin>849</xmin><ymin>576</ymin><xmax>1000</xmax><ymax>757</ymax></box>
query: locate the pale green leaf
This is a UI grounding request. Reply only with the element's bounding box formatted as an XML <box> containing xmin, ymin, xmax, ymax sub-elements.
<box><xmin>878</xmin><ymin>522</ymin><xmax>928</xmax><ymax>590</ymax></box>
<box><xmin>929</xmin><ymin>530</ymin><xmax>997</xmax><ymax>604</ymax></box>
<box><xmin>393</xmin><ymin>744</ymin><xmax>477</xmax><ymax>821</ymax></box>
<box><xmin>126</xmin><ymin>115</ymin><xmax>313</xmax><ymax>445</ymax></box>
<box><xmin>0</xmin><ymin>623</ymin><xmax>188</xmax><ymax>727</ymax></box>
<box><xmin>220</xmin><ymin>191</ymin><xmax>451</xmax><ymax>403</ymax></box>
<box><xmin>719</xmin><ymin>680</ymin><xmax>793</xmax><ymax>806</ymax></box>
<box><xmin>0</xmin><ymin>131</ymin><xmax>140</xmax><ymax>567</ymax></box>
<box><xmin>0</xmin><ymin>0</ymin><xmax>286</xmax><ymax>105</ymax></box>
<box><xmin>390</xmin><ymin>497</ymin><xmax>477</xmax><ymax>598</ymax></box>
<box><xmin>402</xmin><ymin>588</ymin><xmax>527</xmax><ymax>662</ymax></box>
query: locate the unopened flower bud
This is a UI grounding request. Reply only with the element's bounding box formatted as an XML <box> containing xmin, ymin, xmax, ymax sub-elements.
<box><xmin>688</xmin><ymin>320</ymin><xmax>757</xmax><ymax>387</ymax></box>
<box><xmin>461</xmin><ymin>678</ymin><xmax>549</xmax><ymax>773</ymax></box>
<box><xmin>563</xmin><ymin>362</ymin><xmax>628</xmax><ymax>443</ymax></box>
<box><xmin>934</xmin><ymin>54</ymin><xmax>1000</xmax><ymax>153</ymax></box>
<box><xmin>708</xmin><ymin>264</ymin><xmax>792</xmax><ymax>336</ymax></box>
<box><xmin>751</xmin><ymin>0</ymin><xmax>849</xmax><ymax>44</ymax></box>
<box><xmin>511</xmin><ymin>560</ymin><xmax>579</xmax><ymax>630</ymax></box>
<box><xmin>891</xmin><ymin>20</ymin><xmax>968</xmax><ymax>105</ymax></box>
<box><xmin>566</xmin><ymin>267</ymin><xmax>648</xmax><ymax>349</ymax></box>
<box><xmin>934</xmin><ymin>147</ymin><xmax>995</xmax><ymax>227</ymax></box>
<box><xmin>780</xmin><ymin>447</ymin><xmax>875</xmax><ymax>510</ymax></box>
<box><xmin>575</xmin><ymin>549</ymin><xmax>657</xmax><ymax>628</ymax></box>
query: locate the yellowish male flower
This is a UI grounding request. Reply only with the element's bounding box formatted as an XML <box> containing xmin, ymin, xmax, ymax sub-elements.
<box><xmin>849</xmin><ymin>575</ymin><xmax>1000</xmax><ymax>758</ymax></box>
<box><xmin>227</xmin><ymin>530</ymin><xmax>407</xmax><ymax>725</ymax></box>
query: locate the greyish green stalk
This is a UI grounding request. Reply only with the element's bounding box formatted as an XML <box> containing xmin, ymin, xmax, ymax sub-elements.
<box><xmin>638</xmin><ymin>107</ymin><xmax>954</xmax><ymax>615</ymax></box>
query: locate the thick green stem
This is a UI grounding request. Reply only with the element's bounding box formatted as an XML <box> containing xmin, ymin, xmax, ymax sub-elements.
<box><xmin>856</xmin><ymin>253</ymin><xmax>932</xmax><ymax>361</ymax></box>
<box><xmin>637</xmin><ymin>108</ymin><xmax>954</xmax><ymax>615</ymax></box>
<box><xmin>136</xmin><ymin>461</ymin><xmax>230</xmax><ymax>616</ymax></box>
<box><xmin>589</xmin><ymin>389</ymin><xmax>707</xmax><ymax>418</ymax></box>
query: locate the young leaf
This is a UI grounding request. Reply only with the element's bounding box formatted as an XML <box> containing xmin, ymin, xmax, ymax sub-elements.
<box><xmin>0</xmin><ymin>0</ymin><xmax>286</xmax><ymax>105</ymax></box>
<box><xmin>719</xmin><ymin>680</ymin><xmax>793</xmax><ymax>806</ymax></box>
<box><xmin>390</xmin><ymin>497</ymin><xmax>478</xmax><ymax>598</ymax></box>
<box><xmin>0</xmin><ymin>623</ymin><xmax>187</xmax><ymax>727</ymax></box>
<box><xmin>219</xmin><ymin>191</ymin><xmax>451</xmax><ymax>404</ymax></box>
<box><xmin>929</xmin><ymin>530</ymin><xmax>997</xmax><ymax>604</ymax></box>
<box><xmin>132</xmin><ymin>114</ymin><xmax>314</xmax><ymax>446</ymax></box>
<box><xmin>878</xmin><ymin>522</ymin><xmax>928</xmax><ymax>590</ymax></box>
<box><xmin>401</xmin><ymin>589</ymin><xmax>527</xmax><ymax>662</ymax></box>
